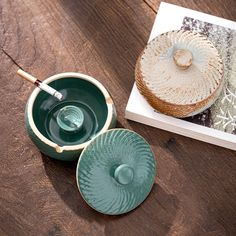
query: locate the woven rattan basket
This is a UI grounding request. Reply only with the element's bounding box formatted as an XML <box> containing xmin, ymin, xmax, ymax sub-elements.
<box><xmin>135</xmin><ymin>30</ymin><xmax>224</xmax><ymax>118</ymax></box>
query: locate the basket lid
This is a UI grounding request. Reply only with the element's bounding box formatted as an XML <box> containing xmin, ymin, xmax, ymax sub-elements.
<box><xmin>135</xmin><ymin>30</ymin><xmax>224</xmax><ymax>117</ymax></box>
<box><xmin>76</xmin><ymin>129</ymin><xmax>156</xmax><ymax>215</ymax></box>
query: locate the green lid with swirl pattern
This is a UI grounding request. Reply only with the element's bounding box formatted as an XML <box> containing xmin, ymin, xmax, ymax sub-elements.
<box><xmin>76</xmin><ymin>129</ymin><xmax>156</xmax><ymax>215</ymax></box>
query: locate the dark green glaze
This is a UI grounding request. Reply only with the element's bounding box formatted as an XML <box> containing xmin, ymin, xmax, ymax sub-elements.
<box><xmin>76</xmin><ymin>129</ymin><xmax>156</xmax><ymax>215</ymax></box>
<box><xmin>25</xmin><ymin>76</ymin><xmax>116</xmax><ymax>161</ymax></box>
<box><xmin>33</xmin><ymin>78</ymin><xmax>108</xmax><ymax>146</ymax></box>
<box><xmin>25</xmin><ymin>102</ymin><xmax>80</xmax><ymax>161</ymax></box>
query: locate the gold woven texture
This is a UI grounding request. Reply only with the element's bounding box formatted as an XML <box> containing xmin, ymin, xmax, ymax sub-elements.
<box><xmin>135</xmin><ymin>30</ymin><xmax>224</xmax><ymax>118</ymax></box>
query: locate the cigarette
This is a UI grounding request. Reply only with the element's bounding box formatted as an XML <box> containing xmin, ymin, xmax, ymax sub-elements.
<box><xmin>17</xmin><ymin>69</ymin><xmax>63</xmax><ymax>101</ymax></box>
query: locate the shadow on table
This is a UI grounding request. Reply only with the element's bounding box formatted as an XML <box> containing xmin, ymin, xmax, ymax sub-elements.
<box><xmin>57</xmin><ymin>0</ymin><xmax>153</xmax><ymax>93</ymax></box>
<box><xmin>166</xmin><ymin>141</ymin><xmax>236</xmax><ymax>234</ymax></box>
<box><xmin>42</xmin><ymin>153</ymin><xmax>179</xmax><ymax>235</ymax></box>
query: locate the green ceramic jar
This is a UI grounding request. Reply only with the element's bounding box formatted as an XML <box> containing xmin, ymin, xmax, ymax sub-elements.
<box><xmin>25</xmin><ymin>72</ymin><xmax>116</xmax><ymax>161</ymax></box>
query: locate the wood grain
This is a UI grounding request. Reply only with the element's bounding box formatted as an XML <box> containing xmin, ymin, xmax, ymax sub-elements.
<box><xmin>0</xmin><ymin>0</ymin><xmax>236</xmax><ymax>235</ymax></box>
<box><xmin>145</xmin><ymin>0</ymin><xmax>236</xmax><ymax>21</ymax></box>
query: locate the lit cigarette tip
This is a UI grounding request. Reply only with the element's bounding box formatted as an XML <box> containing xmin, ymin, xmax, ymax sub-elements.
<box><xmin>54</xmin><ymin>92</ymin><xmax>63</xmax><ymax>101</ymax></box>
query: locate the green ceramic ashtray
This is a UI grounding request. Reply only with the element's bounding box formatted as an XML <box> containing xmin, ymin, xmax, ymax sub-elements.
<box><xmin>76</xmin><ymin>129</ymin><xmax>156</xmax><ymax>215</ymax></box>
<box><xmin>25</xmin><ymin>72</ymin><xmax>116</xmax><ymax>161</ymax></box>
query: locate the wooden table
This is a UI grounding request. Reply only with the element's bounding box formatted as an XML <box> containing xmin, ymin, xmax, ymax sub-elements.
<box><xmin>1</xmin><ymin>0</ymin><xmax>236</xmax><ymax>235</ymax></box>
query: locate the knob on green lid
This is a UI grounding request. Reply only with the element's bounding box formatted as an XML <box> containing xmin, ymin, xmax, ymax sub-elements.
<box><xmin>76</xmin><ymin>129</ymin><xmax>156</xmax><ymax>215</ymax></box>
<box><xmin>114</xmin><ymin>164</ymin><xmax>134</xmax><ymax>185</ymax></box>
